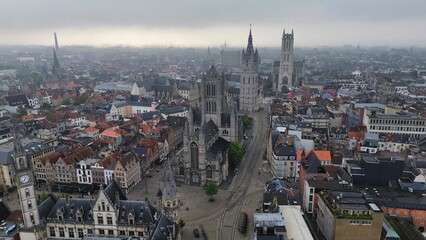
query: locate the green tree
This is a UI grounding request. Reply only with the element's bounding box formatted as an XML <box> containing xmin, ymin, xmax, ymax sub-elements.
<box><xmin>241</xmin><ymin>115</ymin><xmax>252</xmax><ymax>133</ymax></box>
<box><xmin>16</xmin><ymin>105</ymin><xmax>27</xmax><ymax>116</ymax></box>
<box><xmin>228</xmin><ymin>142</ymin><xmax>244</xmax><ymax>168</ymax></box>
<box><xmin>61</xmin><ymin>98</ymin><xmax>71</xmax><ymax>105</ymax></box>
<box><xmin>40</xmin><ymin>102</ymin><xmax>52</xmax><ymax>109</ymax></box>
<box><xmin>205</xmin><ymin>181</ymin><xmax>218</xmax><ymax>202</ymax></box>
<box><xmin>178</xmin><ymin>219</ymin><xmax>185</xmax><ymax>229</ymax></box>
<box><xmin>38</xmin><ymin>191</ymin><xmax>50</xmax><ymax>204</ymax></box>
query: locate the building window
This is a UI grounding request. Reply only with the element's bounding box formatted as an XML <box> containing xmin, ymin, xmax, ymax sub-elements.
<box><xmin>108</xmin><ymin>230</ymin><xmax>114</xmax><ymax>235</ymax></box>
<box><xmin>25</xmin><ymin>188</ymin><xmax>30</xmax><ymax>198</ymax></box>
<box><xmin>206</xmin><ymin>165</ymin><xmax>212</xmax><ymax>179</ymax></box>
<box><xmin>98</xmin><ymin>216</ymin><xmax>104</xmax><ymax>224</ymax></box>
<box><xmin>59</xmin><ymin>228</ymin><xmax>65</xmax><ymax>237</ymax></box>
<box><xmin>27</xmin><ymin>200</ymin><xmax>32</xmax><ymax>209</ymax></box>
<box><xmin>119</xmin><ymin>230</ymin><xmax>125</xmax><ymax>236</ymax></box>
<box><xmin>50</xmin><ymin>227</ymin><xmax>55</xmax><ymax>237</ymax></box>
<box><xmin>107</xmin><ymin>216</ymin><xmax>113</xmax><ymax>225</ymax></box>
<box><xmin>190</xmin><ymin>142</ymin><xmax>199</xmax><ymax>169</ymax></box>
<box><xmin>99</xmin><ymin>229</ymin><xmax>105</xmax><ymax>235</ymax></box>
<box><xmin>78</xmin><ymin>228</ymin><xmax>84</xmax><ymax>238</ymax></box>
<box><xmin>68</xmin><ymin>228</ymin><xmax>74</xmax><ymax>238</ymax></box>
<box><xmin>129</xmin><ymin>231</ymin><xmax>135</xmax><ymax>236</ymax></box>
<box><xmin>87</xmin><ymin>229</ymin><xmax>93</xmax><ymax>234</ymax></box>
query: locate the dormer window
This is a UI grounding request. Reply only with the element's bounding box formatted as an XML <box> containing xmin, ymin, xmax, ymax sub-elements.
<box><xmin>128</xmin><ymin>213</ymin><xmax>134</xmax><ymax>225</ymax></box>
<box><xmin>57</xmin><ymin>210</ymin><xmax>63</xmax><ymax>221</ymax></box>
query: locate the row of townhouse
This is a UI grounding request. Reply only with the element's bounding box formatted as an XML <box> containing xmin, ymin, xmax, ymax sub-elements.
<box><xmin>34</xmin><ymin>147</ymin><xmax>142</xmax><ymax>193</ymax></box>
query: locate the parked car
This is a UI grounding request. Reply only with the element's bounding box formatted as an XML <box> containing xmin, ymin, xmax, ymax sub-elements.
<box><xmin>193</xmin><ymin>229</ymin><xmax>200</xmax><ymax>238</ymax></box>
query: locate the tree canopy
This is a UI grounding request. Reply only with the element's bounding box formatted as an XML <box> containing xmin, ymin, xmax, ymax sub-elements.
<box><xmin>205</xmin><ymin>181</ymin><xmax>218</xmax><ymax>201</ymax></box>
<box><xmin>228</xmin><ymin>142</ymin><xmax>244</xmax><ymax>168</ymax></box>
<box><xmin>16</xmin><ymin>105</ymin><xmax>27</xmax><ymax>116</ymax></box>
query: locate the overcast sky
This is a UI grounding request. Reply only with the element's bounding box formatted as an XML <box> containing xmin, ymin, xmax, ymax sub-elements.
<box><xmin>1</xmin><ymin>0</ymin><xmax>425</xmax><ymax>47</ymax></box>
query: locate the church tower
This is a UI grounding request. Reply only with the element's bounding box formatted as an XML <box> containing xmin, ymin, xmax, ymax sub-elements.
<box><xmin>130</xmin><ymin>83</ymin><xmax>140</xmax><ymax>102</ymax></box>
<box><xmin>240</xmin><ymin>27</ymin><xmax>260</xmax><ymax>112</ymax></box>
<box><xmin>52</xmin><ymin>48</ymin><xmax>61</xmax><ymax>80</ymax></box>
<box><xmin>13</xmin><ymin>134</ymin><xmax>41</xmax><ymax>229</ymax></box>
<box><xmin>159</xmin><ymin>166</ymin><xmax>180</xmax><ymax>221</ymax></box>
<box><xmin>202</xmin><ymin>65</ymin><xmax>224</xmax><ymax>127</ymax></box>
<box><xmin>277</xmin><ymin>29</ymin><xmax>294</xmax><ymax>91</ymax></box>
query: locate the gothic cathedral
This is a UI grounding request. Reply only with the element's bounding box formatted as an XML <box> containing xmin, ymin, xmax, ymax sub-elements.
<box><xmin>180</xmin><ymin>65</ymin><xmax>240</xmax><ymax>186</ymax></box>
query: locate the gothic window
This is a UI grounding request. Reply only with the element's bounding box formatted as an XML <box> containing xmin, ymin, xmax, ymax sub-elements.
<box><xmin>27</xmin><ymin>200</ymin><xmax>32</xmax><ymax>209</ymax></box>
<box><xmin>206</xmin><ymin>165</ymin><xmax>212</xmax><ymax>179</ymax></box>
<box><xmin>25</xmin><ymin>188</ymin><xmax>30</xmax><ymax>198</ymax></box>
<box><xmin>248</xmin><ymin>77</ymin><xmax>250</xmax><ymax>84</ymax></box>
<box><xmin>178</xmin><ymin>161</ymin><xmax>184</xmax><ymax>176</ymax></box>
<box><xmin>190</xmin><ymin>142</ymin><xmax>199</xmax><ymax>169</ymax></box>
<box><xmin>243</xmin><ymin>77</ymin><xmax>245</xmax><ymax>84</ymax></box>
<box><xmin>102</xmin><ymin>201</ymin><xmax>106</xmax><ymax>211</ymax></box>
<box><xmin>191</xmin><ymin>172</ymin><xmax>199</xmax><ymax>184</ymax></box>
<box><xmin>212</xmin><ymin>85</ymin><xmax>216</xmax><ymax>97</ymax></box>
<box><xmin>282</xmin><ymin>76</ymin><xmax>288</xmax><ymax>84</ymax></box>
<box><xmin>19</xmin><ymin>157</ymin><xmax>25</xmax><ymax>169</ymax></box>
<box><xmin>206</xmin><ymin>84</ymin><xmax>210</xmax><ymax>96</ymax></box>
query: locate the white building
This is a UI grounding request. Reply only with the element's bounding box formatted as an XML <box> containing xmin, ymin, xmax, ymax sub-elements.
<box><xmin>76</xmin><ymin>159</ymin><xmax>98</xmax><ymax>185</ymax></box>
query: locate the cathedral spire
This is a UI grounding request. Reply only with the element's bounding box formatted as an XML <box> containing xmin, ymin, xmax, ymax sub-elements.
<box><xmin>246</xmin><ymin>25</ymin><xmax>254</xmax><ymax>55</ymax></box>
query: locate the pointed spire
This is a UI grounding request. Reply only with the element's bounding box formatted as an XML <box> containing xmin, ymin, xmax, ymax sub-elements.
<box><xmin>282</xmin><ymin>29</ymin><xmax>286</xmax><ymax>37</ymax></box>
<box><xmin>54</xmin><ymin>32</ymin><xmax>59</xmax><ymax>51</ymax></box>
<box><xmin>53</xmin><ymin>48</ymin><xmax>60</xmax><ymax>68</ymax></box>
<box><xmin>291</xmin><ymin>28</ymin><xmax>294</xmax><ymax>36</ymax></box>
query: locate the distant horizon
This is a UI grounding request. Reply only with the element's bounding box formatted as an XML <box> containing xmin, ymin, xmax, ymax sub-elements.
<box><xmin>2</xmin><ymin>1</ymin><xmax>426</xmax><ymax>49</ymax></box>
<box><xmin>0</xmin><ymin>42</ymin><xmax>424</xmax><ymax>50</ymax></box>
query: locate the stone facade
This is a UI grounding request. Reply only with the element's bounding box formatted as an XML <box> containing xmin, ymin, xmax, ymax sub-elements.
<box><xmin>240</xmin><ymin>29</ymin><xmax>261</xmax><ymax>112</ymax></box>
<box><xmin>180</xmin><ymin>65</ymin><xmax>238</xmax><ymax>186</ymax></box>
<box><xmin>276</xmin><ymin>29</ymin><xmax>295</xmax><ymax>91</ymax></box>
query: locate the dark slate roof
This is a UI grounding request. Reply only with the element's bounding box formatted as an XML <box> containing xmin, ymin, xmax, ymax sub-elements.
<box><xmin>206</xmin><ymin>65</ymin><xmax>218</xmax><ymax>78</ymax></box>
<box><xmin>24</xmin><ymin>142</ymin><xmax>53</xmax><ymax>156</ymax></box>
<box><xmin>178</xmin><ymin>81</ymin><xmax>190</xmax><ymax>90</ymax></box>
<box><xmin>47</xmin><ymin>198</ymin><xmax>95</xmax><ymax>222</ymax></box>
<box><xmin>208</xmin><ymin>137</ymin><xmax>230</xmax><ymax>156</ymax></box>
<box><xmin>202</xmin><ymin>120</ymin><xmax>219</xmax><ymax>143</ymax></box>
<box><xmin>0</xmin><ymin>151</ymin><xmax>13</xmax><ymax>165</ymax></box>
<box><xmin>117</xmin><ymin>200</ymin><xmax>157</xmax><ymax>225</ymax></box>
<box><xmin>265</xmin><ymin>178</ymin><xmax>290</xmax><ymax>196</ymax></box>
<box><xmin>136</xmin><ymin>79</ymin><xmax>155</xmax><ymax>92</ymax></box>
<box><xmin>228</xmin><ymin>86</ymin><xmax>240</xmax><ymax>95</ymax></box>
<box><xmin>0</xmin><ymin>200</ymin><xmax>11</xmax><ymax>221</ymax></box>
<box><xmin>104</xmin><ymin>181</ymin><xmax>127</xmax><ymax>205</ymax></box>
<box><xmin>273</xmin><ymin>144</ymin><xmax>296</xmax><ymax>157</ymax></box>
<box><xmin>148</xmin><ymin>215</ymin><xmax>176</xmax><ymax>240</ymax></box>
<box><xmin>132</xmin><ymin>147</ymin><xmax>148</xmax><ymax>157</ymax></box>
<box><xmin>301</xmin><ymin>151</ymin><xmax>326</xmax><ymax>174</ymax></box>
<box><xmin>38</xmin><ymin>195</ymin><xmax>57</xmax><ymax>220</ymax></box>
<box><xmin>221</xmin><ymin>113</ymin><xmax>231</xmax><ymax>127</ymax></box>
<box><xmin>140</xmin><ymin>111</ymin><xmax>162</xmax><ymax>121</ymax></box>
<box><xmin>154</xmin><ymin>85</ymin><xmax>174</xmax><ymax>96</ymax></box>
<box><xmin>5</xmin><ymin>94</ymin><xmax>28</xmax><ymax>106</ymax></box>
<box><xmin>166</xmin><ymin>116</ymin><xmax>186</xmax><ymax>127</ymax></box>
<box><xmin>337</xmin><ymin>167</ymin><xmax>352</xmax><ymax>183</ymax></box>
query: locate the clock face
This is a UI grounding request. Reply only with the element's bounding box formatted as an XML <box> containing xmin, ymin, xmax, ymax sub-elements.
<box><xmin>20</xmin><ymin>175</ymin><xmax>30</xmax><ymax>184</ymax></box>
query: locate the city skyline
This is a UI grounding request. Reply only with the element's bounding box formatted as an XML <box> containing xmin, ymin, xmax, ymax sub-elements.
<box><xmin>1</xmin><ymin>0</ymin><xmax>426</xmax><ymax>47</ymax></box>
